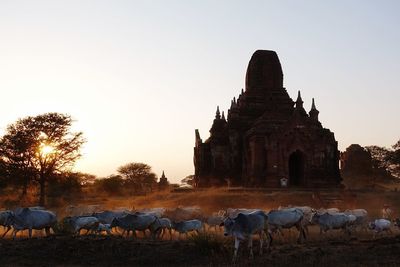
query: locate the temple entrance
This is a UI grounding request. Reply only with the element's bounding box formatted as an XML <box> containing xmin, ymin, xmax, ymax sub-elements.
<box><xmin>289</xmin><ymin>150</ymin><xmax>305</xmax><ymax>186</ymax></box>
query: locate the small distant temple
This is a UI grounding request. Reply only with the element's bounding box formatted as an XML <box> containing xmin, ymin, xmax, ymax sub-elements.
<box><xmin>158</xmin><ymin>171</ymin><xmax>169</xmax><ymax>189</ymax></box>
<box><xmin>193</xmin><ymin>50</ymin><xmax>341</xmax><ymax>188</ymax></box>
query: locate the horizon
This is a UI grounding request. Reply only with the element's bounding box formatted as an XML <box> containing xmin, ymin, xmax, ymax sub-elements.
<box><xmin>0</xmin><ymin>1</ymin><xmax>399</xmax><ymax>183</ymax></box>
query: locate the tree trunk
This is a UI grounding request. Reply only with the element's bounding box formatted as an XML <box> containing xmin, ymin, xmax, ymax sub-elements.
<box><xmin>39</xmin><ymin>174</ymin><xmax>46</xmax><ymax>206</ymax></box>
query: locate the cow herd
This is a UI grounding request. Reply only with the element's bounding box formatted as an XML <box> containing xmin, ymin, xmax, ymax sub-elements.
<box><xmin>0</xmin><ymin>205</ymin><xmax>398</xmax><ymax>261</ymax></box>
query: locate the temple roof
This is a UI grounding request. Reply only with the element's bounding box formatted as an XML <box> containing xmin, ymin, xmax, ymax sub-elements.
<box><xmin>245</xmin><ymin>50</ymin><xmax>283</xmax><ymax>92</ymax></box>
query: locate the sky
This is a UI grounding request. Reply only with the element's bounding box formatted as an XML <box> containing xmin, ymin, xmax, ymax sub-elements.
<box><xmin>0</xmin><ymin>1</ymin><xmax>399</xmax><ymax>183</ymax></box>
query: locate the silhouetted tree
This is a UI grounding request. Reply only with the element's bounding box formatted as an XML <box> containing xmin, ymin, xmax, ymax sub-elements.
<box><xmin>366</xmin><ymin>139</ymin><xmax>400</xmax><ymax>178</ymax></box>
<box><xmin>117</xmin><ymin>162</ymin><xmax>157</xmax><ymax>194</ymax></box>
<box><xmin>0</xmin><ymin>113</ymin><xmax>85</xmax><ymax>206</ymax></box>
<box><xmin>94</xmin><ymin>174</ymin><xmax>124</xmax><ymax>195</ymax></box>
<box><xmin>77</xmin><ymin>172</ymin><xmax>97</xmax><ymax>186</ymax></box>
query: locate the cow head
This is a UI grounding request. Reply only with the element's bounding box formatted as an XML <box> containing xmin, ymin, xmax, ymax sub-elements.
<box><xmin>393</xmin><ymin>218</ymin><xmax>400</xmax><ymax>227</ymax></box>
<box><xmin>310</xmin><ymin>212</ymin><xmax>320</xmax><ymax>224</ymax></box>
<box><xmin>110</xmin><ymin>218</ymin><xmax>120</xmax><ymax>228</ymax></box>
<box><xmin>368</xmin><ymin>221</ymin><xmax>376</xmax><ymax>230</ymax></box>
<box><xmin>221</xmin><ymin>217</ymin><xmax>234</xmax><ymax>237</ymax></box>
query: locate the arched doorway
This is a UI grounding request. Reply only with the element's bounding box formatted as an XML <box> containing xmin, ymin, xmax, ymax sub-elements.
<box><xmin>289</xmin><ymin>150</ymin><xmax>305</xmax><ymax>186</ymax></box>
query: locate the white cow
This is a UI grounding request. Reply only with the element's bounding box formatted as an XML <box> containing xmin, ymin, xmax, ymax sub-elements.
<box><xmin>226</xmin><ymin>208</ymin><xmax>261</xmax><ymax>219</ymax></box>
<box><xmin>0</xmin><ymin>210</ymin><xmax>14</xmax><ymax>238</ymax></box>
<box><xmin>206</xmin><ymin>211</ymin><xmax>225</xmax><ymax>231</ymax></box>
<box><xmin>157</xmin><ymin>218</ymin><xmax>173</xmax><ymax>240</ymax></box>
<box><xmin>172</xmin><ymin>219</ymin><xmax>203</xmax><ymax>239</ymax></box>
<box><xmin>267</xmin><ymin>208</ymin><xmax>306</xmax><ymax>243</ymax></box>
<box><xmin>317</xmin><ymin>208</ymin><xmax>340</xmax><ymax>215</ymax></box>
<box><xmin>111</xmin><ymin>213</ymin><xmax>160</xmax><ymax>239</ymax></box>
<box><xmin>344</xmin><ymin>209</ymin><xmax>368</xmax><ymax>231</ymax></box>
<box><xmin>368</xmin><ymin>219</ymin><xmax>392</xmax><ymax>239</ymax></box>
<box><xmin>9</xmin><ymin>208</ymin><xmax>57</xmax><ymax>238</ymax></box>
<box><xmin>136</xmin><ymin>208</ymin><xmax>166</xmax><ymax>218</ymax></box>
<box><xmin>311</xmin><ymin>212</ymin><xmax>352</xmax><ymax>236</ymax></box>
<box><xmin>92</xmin><ymin>211</ymin><xmax>129</xmax><ymax>224</ymax></box>
<box><xmin>65</xmin><ymin>216</ymin><xmax>100</xmax><ymax>235</ymax></box>
<box><xmin>95</xmin><ymin>223</ymin><xmax>112</xmax><ymax>235</ymax></box>
<box><xmin>221</xmin><ymin>211</ymin><xmax>268</xmax><ymax>262</ymax></box>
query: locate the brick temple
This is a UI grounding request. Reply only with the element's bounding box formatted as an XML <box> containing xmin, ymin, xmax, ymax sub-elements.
<box><xmin>193</xmin><ymin>50</ymin><xmax>341</xmax><ymax>188</ymax></box>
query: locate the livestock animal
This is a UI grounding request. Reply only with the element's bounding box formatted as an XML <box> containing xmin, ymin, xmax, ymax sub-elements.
<box><xmin>172</xmin><ymin>219</ymin><xmax>203</xmax><ymax>239</ymax></box>
<box><xmin>136</xmin><ymin>208</ymin><xmax>166</xmax><ymax>218</ymax></box>
<box><xmin>64</xmin><ymin>216</ymin><xmax>100</xmax><ymax>235</ymax></box>
<box><xmin>164</xmin><ymin>207</ymin><xmax>203</xmax><ymax>222</ymax></box>
<box><xmin>155</xmin><ymin>218</ymin><xmax>173</xmax><ymax>240</ymax></box>
<box><xmin>267</xmin><ymin>208</ymin><xmax>306</xmax><ymax>243</ymax></box>
<box><xmin>220</xmin><ymin>211</ymin><xmax>268</xmax><ymax>262</ymax></box>
<box><xmin>0</xmin><ymin>210</ymin><xmax>14</xmax><ymax>238</ymax></box>
<box><xmin>344</xmin><ymin>209</ymin><xmax>368</xmax><ymax>232</ymax></box>
<box><xmin>8</xmin><ymin>208</ymin><xmax>57</xmax><ymax>238</ymax></box>
<box><xmin>206</xmin><ymin>212</ymin><xmax>224</xmax><ymax>231</ymax></box>
<box><xmin>317</xmin><ymin>208</ymin><xmax>340</xmax><ymax>215</ymax></box>
<box><xmin>368</xmin><ymin>219</ymin><xmax>392</xmax><ymax>239</ymax></box>
<box><xmin>95</xmin><ymin>223</ymin><xmax>112</xmax><ymax>235</ymax></box>
<box><xmin>111</xmin><ymin>213</ymin><xmax>160</xmax><ymax>239</ymax></box>
<box><xmin>279</xmin><ymin>206</ymin><xmax>313</xmax><ymax>234</ymax></box>
<box><xmin>311</xmin><ymin>212</ymin><xmax>353</xmax><ymax>236</ymax></box>
<box><xmin>92</xmin><ymin>211</ymin><xmax>129</xmax><ymax>224</ymax></box>
<box><xmin>226</xmin><ymin>208</ymin><xmax>261</xmax><ymax>219</ymax></box>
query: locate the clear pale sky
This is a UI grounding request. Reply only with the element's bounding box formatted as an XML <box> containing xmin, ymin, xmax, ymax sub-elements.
<box><xmin>0</xmin><ymin>1</ymin><xmax>399</xmax><ymax>183</ymax></box>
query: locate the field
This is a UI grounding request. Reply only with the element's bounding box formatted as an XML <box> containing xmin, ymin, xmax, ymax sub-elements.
<box><xmin>2</xmin><ymin>233</ymin><xmax>400</xmax><ymax>266</ymax></box>
<box><xmin>2</xmin><ymin>187</ymin><xmax>400</xmax><ymax>266</ymax></box>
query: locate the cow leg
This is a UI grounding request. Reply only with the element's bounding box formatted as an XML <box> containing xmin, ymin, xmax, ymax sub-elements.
<box><xmin>13</xmin><ymin>229</ymin><xmax>18</xmax><ymax>239</ymax></box>
<box><xmin>45</xmin><ymin>227</ymin><xmax>51</xmax><ymax>236</ymax></box>
<box><xmin>259</xmin><ymin>231</ymin><xmax>264</xmax><ymax>255</ymax></box>
<box><xmin>160</xmin><ymin>228</ymin><xmax>164</xmax><ymax>239</ymax></box>
<box><xmin>28</xmin><ymin>228</ymin><xmax>32</xmax><ymax>238</ymax></box>
<box><xmin>248</xmin><ymin>237</ymin><xmax>254</xmax><ymax>259</ymax></box>
<box><xmin>233</xmin><ymin>237</ymin><xmax>240</xmax><ymax>263</ymax></box>
<box><xmin>169</xmin><ymin>228</ymin><xmax>172</xmax><ymax>240</ymax></box>
<box><xmin>2</xmin><ymin>226</ymin><xmax>11</xmax><ymax>238</ymax></box>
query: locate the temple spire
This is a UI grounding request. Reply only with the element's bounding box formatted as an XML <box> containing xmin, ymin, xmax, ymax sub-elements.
<box><xmin>215</xmin><ymin>106</ymin><xmax>221</xmax><ymax>119</ymax></box>
<box><xmin>221</xmin><ymin>111</ymin><xmax>226</xmax><ymax>121</ymax></box>
<box><xmin>296</xmin><ymin>90</ymin><xmax>303</xmax><ymax>107</ymax></box>
<box><xmin>309</xmin><ymin>97</ymin><xmax>319</xmax><ymax>121</ymax></box>
<box><xmin>161</xmin><ymin>171</ymin><xmax>166</xmax><ymax>179</ymax></box>
<box><xmin>311</xmin><ymin>98</ymin><xmax>317</xmax><ymax>110</ymax></box>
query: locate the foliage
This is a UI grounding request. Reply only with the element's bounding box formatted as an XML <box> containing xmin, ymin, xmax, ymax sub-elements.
<box><xmin>366</xmin><ymin>139</ymin><xmax>400</xmax><ymax>179</ymax></box>
<box><xmin>117</xmin><ymin>162</ymin><xmax>157</xmax><ymax>194</ymax></box>
<box><xmin>0</xmin><ymin>113</ymin><xmax>85</xmax><ymax>205</ymax></box>
<box><xmin>187</xmin><ymin>232</ymin><xmax>227</xmax><ymax>256</ymax></box>
<box><xmin>94</xmin><ymin>175</ymin><xmax>124</xmax><ymax>195</ymax></box>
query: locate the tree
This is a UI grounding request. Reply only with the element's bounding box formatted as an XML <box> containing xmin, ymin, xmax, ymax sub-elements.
<box><xmin>117</xmin><ymin>162</ymin><xmax>157</xmax><ymax>194</ymax></box>
<box><xmin>94</xmin><ymin>175</ymin><xmax>124</xmax><ymax>195</ymax></box>
<box><xmin>0</xmin><ymin>113</ymin><xmax>85</xmax><ymax>206</ymax></box>
<box><xmin>366</xmin><ymin>139</ymin><xmax>400</xmax><ymax>179</ymax></box>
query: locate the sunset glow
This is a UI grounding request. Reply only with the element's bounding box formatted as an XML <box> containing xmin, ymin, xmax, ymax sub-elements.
<box><xmin>39</xmin><ymin>144</ymin><xmax>55</xmax><ymax>157</ymax></box>
<box><xmin>0</xmin><ymin>1</ymin><xmax>399</xmax><ymax>183</ymax></box>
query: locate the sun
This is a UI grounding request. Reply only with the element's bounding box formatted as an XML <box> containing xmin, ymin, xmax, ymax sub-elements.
<box><xmin>39</xmin><ymin>144</ymin><xmax>55</xmax><ymax>156</ymax></box>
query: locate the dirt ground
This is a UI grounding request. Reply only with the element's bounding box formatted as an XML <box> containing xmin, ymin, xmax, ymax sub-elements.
<box><xmin>2</xmin><ymin>188</ymin><xmax>400</xmax><ymax>266</ymax></box>
<box><xmin>1</xmin><ymin>234</ymin><xmax>400</xmax><ymax>267</ymax></box>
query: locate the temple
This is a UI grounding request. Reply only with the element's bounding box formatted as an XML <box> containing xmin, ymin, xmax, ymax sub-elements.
<box><xmin>193</xmin><ymin>50</ymin><xmax>341</xmax><ymax>188</ymax></box>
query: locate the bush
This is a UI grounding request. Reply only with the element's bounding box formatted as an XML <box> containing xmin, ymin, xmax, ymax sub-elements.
<box><xmin>187</xmin><ymin>232</ymin><xmax>227</xmax><ymax>256</ymax></box>
<box><xmin>94</xmin><ymin>175</ymin><xmax>124</xmax><ymax>196</ymax></box>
